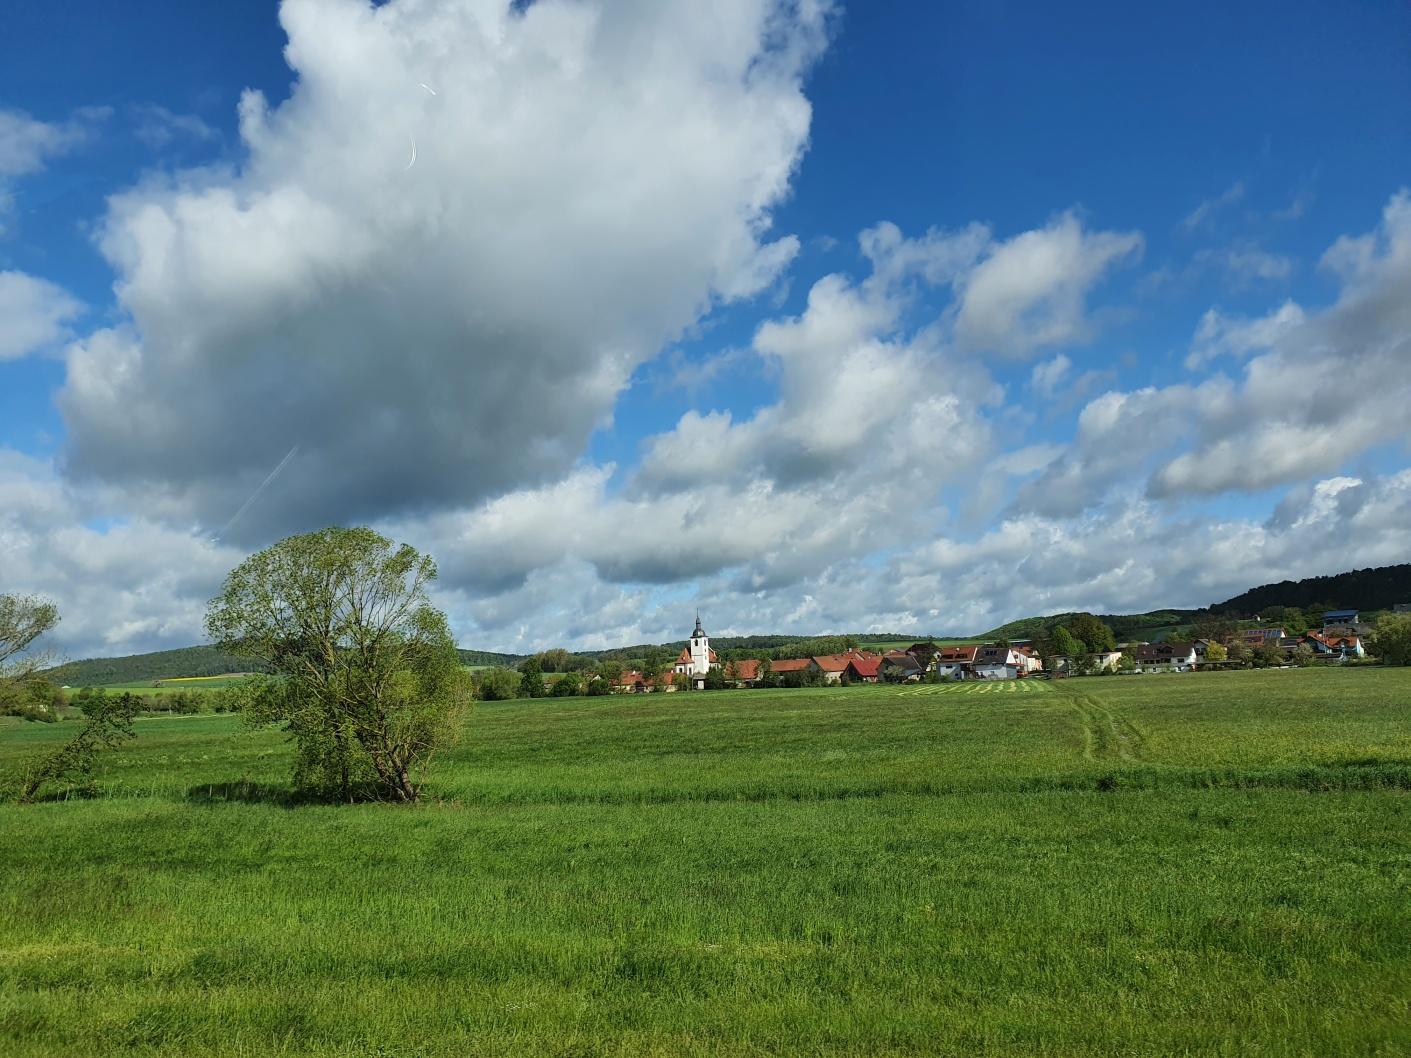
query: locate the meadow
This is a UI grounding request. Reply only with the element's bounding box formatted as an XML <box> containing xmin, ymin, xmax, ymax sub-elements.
<box><xmin>1</xmin><ymin>667</ymin><xmax>1409</xmax><ymax>1057</ymax></box>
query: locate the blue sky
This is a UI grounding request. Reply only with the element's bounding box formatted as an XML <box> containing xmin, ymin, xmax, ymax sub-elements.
<box><xmin>2</xmin><ymin>0</ymin><xmax>1410</xmax><ymax>657</ymax></box>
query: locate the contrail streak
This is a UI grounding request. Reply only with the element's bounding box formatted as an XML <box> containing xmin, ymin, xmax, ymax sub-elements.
<box><xmin>212</xmin><ymin>445</ymin><xmax>299</xmax><ymax>543</ymax></box>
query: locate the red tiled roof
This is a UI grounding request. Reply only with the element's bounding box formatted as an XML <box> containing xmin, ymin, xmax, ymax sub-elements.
<box><xmin>676</xmin><ymin>646</ymin><xmax>719</xmax><ymax>664</ymax></box>
<box><xmin>812</xmin><ymin>654</ymin><xmax>851</xmax><ymax>672</ymax></box>
<box><xmin>770</xmin><ymin>658</ymin><xmax>812</xmax><ymax>673</ymax></box>
<box><xmin>937</xmin><ymin>645</ymin><xmax>978</xmax><ymax>663</ymax></box>
<box><xmin>729</xmin><ymin>659</ymin><xmax>762</xmax><ymax>681</ymax></box>
<box><xmin>847</xmin><ymin>657</ymin><xmax>881</xmax><ymax>678</ymax></box>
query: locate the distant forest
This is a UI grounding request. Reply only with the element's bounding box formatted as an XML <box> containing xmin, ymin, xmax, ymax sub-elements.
<box><xmin>1210</xmin><ymin>564</ymin><xmax>1411</xmax><ymax>615</ymax></box>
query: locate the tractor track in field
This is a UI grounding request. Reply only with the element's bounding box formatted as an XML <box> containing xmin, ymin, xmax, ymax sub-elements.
<box><xmin>1067</xmin><ymin>693</ymin><xmax>1148</xmax><ymax>763</ymax></box>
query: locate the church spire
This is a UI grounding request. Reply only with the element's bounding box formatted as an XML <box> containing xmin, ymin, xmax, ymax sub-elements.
<box><xmin>693</xmin><ymin>611</ymin><xmax>706</xmax><ymax>639</ymax></box>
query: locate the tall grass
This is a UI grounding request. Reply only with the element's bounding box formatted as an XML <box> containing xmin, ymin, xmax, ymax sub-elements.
<box><xmin>2</xmin><ymin>667</ymin><xmax>1409</xmax><ymax>1056</ymax></box>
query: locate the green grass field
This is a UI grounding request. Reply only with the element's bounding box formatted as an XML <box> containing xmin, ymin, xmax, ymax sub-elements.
<box><xmin>2</xmin><ymin>668</ymin><xmax>1409</xmax><ymax>1057</ymax></box>
<box><xmin>81</xmin><ymin>675</ymin><xmax>253</xmax><ymax>695</ymax></box>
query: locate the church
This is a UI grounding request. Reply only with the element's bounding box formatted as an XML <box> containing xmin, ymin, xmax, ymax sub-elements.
<box><xmin>673</xmin><ymin>614</ymin><xmax>718</xmax><ymax>690</ymax></box>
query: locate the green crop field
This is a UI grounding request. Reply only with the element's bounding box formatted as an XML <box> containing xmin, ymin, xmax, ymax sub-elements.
<box><xmin>2</xmin><ymin>668</ymin><xmax>1409</xmax><ymax>1057</ymax></box>
<box><xmin>88</xmin><ymin>675</ymin><xmax>253</xmax><ymax>695</ymax></box>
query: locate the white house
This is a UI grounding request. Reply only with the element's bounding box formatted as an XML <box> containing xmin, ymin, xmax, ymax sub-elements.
<box><xmin>971</xmin><ymin>644</ymin><xmax>1043</xmax><ymax>680</ymax></box>
<box><xmin>932</xmin><ymin>645</ymin><xmax>978</xmax><ymax>679</ymax></box>
<box><xmin>1134</xmin><ymin>642</ymin><xmax>1198</xmax><ymax>672</ymax></box>
<box><xmin>1052</xmin><ymin>650</ymin><xmax>1123</xmax><ymax>675</ymax></box>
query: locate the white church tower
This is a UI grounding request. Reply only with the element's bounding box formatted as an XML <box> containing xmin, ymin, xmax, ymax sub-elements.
<box><xmin>674</xmin><ymin>612</ymin><xmax>717</xmax><ymax>688</ymax></box>
<box><xmin>688</xmin><ymin>613</ymin><xmax>711</xmax><ymax>676</ymax></box>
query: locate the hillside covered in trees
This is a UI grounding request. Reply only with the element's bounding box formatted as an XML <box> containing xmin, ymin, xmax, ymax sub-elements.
<box><xmin>45</xmin><ymin>645</ymin><xmax>267</xmax><ymax>687</ymax></box>
<box><xmin>980</xmin><ymin>611</ymin><xmax>1199</xmax><ymax>643</ymax></box>
<box><xmin>1210</xmin><ymin>564</ymin><xmax>1411</xmax><ymax>616</ymax></box>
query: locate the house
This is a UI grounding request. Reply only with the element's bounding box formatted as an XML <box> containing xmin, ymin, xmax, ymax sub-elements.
<box><xmin>672</xmin><ymin>614</ymin><xmax>719</xmax><ymax>690</ymax></box>
<box><xmin>768</xmin><ymin>658</ymin><xmax>814</xmax><ymax>682</ymax></box>
<box><xmin>1323</xmin><ymin>609</ymin><xmax>1359</xmax><ymax>630</ymax></box>
<box><xmin>1051</xmin><ymin>650</ymin><xmax>1123</xmax><ymax>675</ymax></box>
<box><xmin>613</xmin><ymin>670</ymin><xmax>669</xmax><ymax>693</ymax></box>
<box><xmin>1134</xmin><ymin>642</ymin><xmax>1198</xmax><ymax>672</ymax></box>
<box><xmin>933</xmin><ymin>645</ymin><xmax>978</xmax><ymax>679</ymax></box>
<box><xmin>1236</xmin><ymin>627</ymin><xmax>1287</xmax><ymax>648</ymax></box>
<box><xmin>904</xmin><ymin>642</ymin><xmax>943</xmax><ymax>666</ymax></box>
<box><xmin>970</xmin><ymin>644</ymin><xmax>1044</xmax><ymax>679</ymax></box>
<box><xmin>812</xmin><ymin>656</ymin><xmax>848</xmax><ymax>683</ymax></box>
<box><xmin>724</xmin><ymin>659</ymin><xmax>762</xmax><ymax>687</ymax></box>
<box><xmin>1304</xmin><ymin>630</ymin><xmax>1365</xmax><ymax>660</ymax></box>
<box><xmin>880</xmin><ymin>650</ymin><xmax>924</xmax><ymax>682</ymax></box>
<box><xmin>1012</xmin><ymin>645</ymin><xmax>1043</xmax><ymax>673</ymax></box>
<box><xmin>845</xmin><ymin>656</ymin><xmax>882</xmax><ymax>683</ymax></box>
<box><xmin>1394</xmin><ymin>603</ymin><xmax>1411</xmax><ymax>614</ymax></box>
<box><xmin>810</xmin><ymin>649</ymin><xmax>881</xmax><ymax>683</ymax></box>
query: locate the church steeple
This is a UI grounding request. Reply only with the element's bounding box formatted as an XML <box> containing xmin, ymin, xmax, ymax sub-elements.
<box><xmin>692</xmin><ymin>611</ymin><xmax>706</xmax><ymax>640</ymax></box>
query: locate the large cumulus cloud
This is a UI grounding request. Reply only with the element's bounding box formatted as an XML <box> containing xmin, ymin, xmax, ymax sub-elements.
<box><xmin>59</xmin><ymin>0</ymin><xmax>832</xmax><ymax>540</ymax></box>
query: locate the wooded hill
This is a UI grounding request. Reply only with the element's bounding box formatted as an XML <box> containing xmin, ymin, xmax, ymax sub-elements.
<box><xmin>1210</xmin><ymin>564</ymin><xmax>1411</xmax><ymax>616</ymax></box>
<box><xmin>980</xmin><ymin>565</ymin><xmax>1411</xmax><ymax>644</ymax></box>
<box><xmin>45</xmin><ymin>645</ymin><xmax>269</xmax><ymax>687</ymax></box>
<box><xmin>980</xmin><ymin>611</ymin><xmax>1199</xmax><ymax>644</ymax></box>
<box><xmin>47</xmin><ymin>645</ymin><xmax>522</xmax><ymax>687</ymax></box>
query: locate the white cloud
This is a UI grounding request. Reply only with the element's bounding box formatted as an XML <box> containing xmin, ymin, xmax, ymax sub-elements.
<box><xmin>1181</xmin><ymin>179</ymin><xmax>1245</xmax><ymax>232</ymax></box>
<box><xmin>953</xmin><ymin>212</ymin><xmax>1142</xmax><ymax>358</ymax></box>
<box><xmin>0</xmin><ymin>451</ymin><xmax>240</xmax><ymax>660</ymax></box>
<box><xmin>1186</xmin><ymin>300</ymin><xmax>1304</xmax><ymax>369</ymax></box>
<box><xmin>58</xmin><ymin>0</ymin><xmax>833</xmax><ymax>541</ymax></box>
<box><xmin>0</xmin><ymin>272</ymin><xmax>83</xmax><ymax>361</ymax></box>
<box><xmin>1015</xmin><ymin>190</ymin><xmax>1411</xmax><ymax>513</ymax></box>
<box><xmin>0</xmin><ymin>106</ymin><xmax>106</xmax><ymax>231</ymax></box>
<box><xmin>1030</xmin><ymin>353</ymin><xmax>1071</xmax><ymax>396</ymax></box>
<box><xmin>129</xmin><ymin>104</ymin><xmax>218</xmax><ymax>149</ymax></box>
<box><xmin>1197</xmin><ymin>243</ymin><xmax>1295</xmax><ymax>284</ymax></box>
<box><xmin>399</xmin><ymin>234</ymin><xmax>997</xmax><ymax>599</ymax></box>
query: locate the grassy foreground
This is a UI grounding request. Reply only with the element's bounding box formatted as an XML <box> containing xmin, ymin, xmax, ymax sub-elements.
<box><xmin>1</xmin><ymin>668</ymin><xmax>1409</xmax><ymax>1057</ymax></box>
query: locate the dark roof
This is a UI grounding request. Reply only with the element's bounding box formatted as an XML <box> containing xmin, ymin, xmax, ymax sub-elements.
<box><xmin>1136</xmin><ymin>642</ymin><xmax>1196</xmax><ymax>662</ymax></box>
<box><xmin>974</xmin><ymin>645</ymin><xmax>1013</xmax><ymax>664</ymax></box>
<box><xmin>1323</xmin><ymin>609</ymin><xmax>1359</xmax><ymax>620</ymax></box>
<box><xmin>881</xmin><ymin>652</ymin><xmax>922</xmax><ymax>671</ymax></box>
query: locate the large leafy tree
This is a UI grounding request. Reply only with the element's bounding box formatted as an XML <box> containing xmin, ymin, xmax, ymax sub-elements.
<box><xmin>206</xmin><ymin>528</ymin><xmax>471</xmax><ymax>803</ymax></box>
<box><xmin>1065</xmin><ymin>613</ymin><xmax>1117</xmax><ymax>654</ymax></box>
<box><xmin>1</xmin><ymin>594</ymin><xmax>59</xmax><ymax>688</ymax></box>
<box><xmin>1370</xmin><ymin>614</ymin><xmax>1411</xmax><ymax>667</ymax></box>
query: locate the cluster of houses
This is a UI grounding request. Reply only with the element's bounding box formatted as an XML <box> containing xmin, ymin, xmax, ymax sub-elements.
<box><xmin>611</xmin><ymin>609</ymin><xmax>1376</xmax><ymax>693</ymax></box>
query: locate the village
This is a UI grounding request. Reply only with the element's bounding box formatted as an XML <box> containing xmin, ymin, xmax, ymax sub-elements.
<box><xmin>609</xmin><ymin>611</ymin><xmax>1374</xmax><ymax>693</ymax></box>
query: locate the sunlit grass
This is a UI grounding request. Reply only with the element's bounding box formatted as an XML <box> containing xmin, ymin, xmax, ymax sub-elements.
<box><xmin>2</xmin><ymin>667</ymin><xmax>1409</xmax><ymax>1056</ymax></box>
